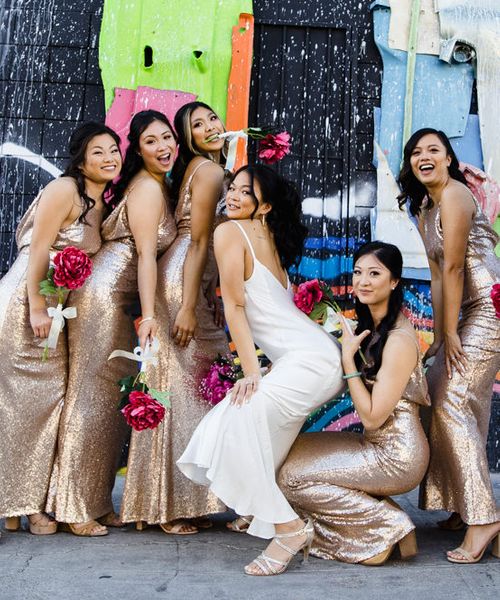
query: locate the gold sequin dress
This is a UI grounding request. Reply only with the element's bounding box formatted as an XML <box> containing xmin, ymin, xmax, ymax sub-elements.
<box><xmin>49</xmin><ymin>188</ymin><xmax>176</xmax><ymax>523</ymax></box>
<box><xmin>121</xmin><ymin>160</ymin><xmax>228</xmax><ymax>524</ymax></box>
<box><xmin>279</xmin><ymin>316</ymin><xmax>430</xmax><ymax>563</ymax></box>
<box><xmin>419</xmin><ymin>197</ymin><xmax>500</xmax><ymax>524</ymax></box>
<box><xmin>0</xmin><ymin>192</ymin><xmax>103</xmax><ymax>518</ymax></box>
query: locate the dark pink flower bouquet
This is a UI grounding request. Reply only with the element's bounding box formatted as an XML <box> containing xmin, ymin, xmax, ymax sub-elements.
<box><xmin>294</xmin><ymin>278</ymin><xmax>366</xmax><ymax>363</ymax></box>
<box><xmin>258</xmin><ymin>132</ymin><xmax>291</xmax><ymax>165</ymax></box>
<box><xmin>38</xmin><ymin>246</ymin><xmax>93</xmax><ymax>359</ymax></box>
<box><xmin>208</xmin><ymin>127</ymin><xmax>291</xmax><ymax>171</ymax></box>
<box><xmin>117</xmin><ymin>372</ymin><xmax>170</xmax><ymax>432</ymax></box>
<box><xmin>199</xmin><ymin>354</ymin><xmax>243</xmax><ymax>406</ymax></box>
<box><xmin>200</xmin><ymin>350</ymin><xmax>269</xmax><ymax>406</ymax></box>
<box><xmin>491</xmin><ymin>283</ymin><xmax>500</xmax><ymax>318</ymax></box>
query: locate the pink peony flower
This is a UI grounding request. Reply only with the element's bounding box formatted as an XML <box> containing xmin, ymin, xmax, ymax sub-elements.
<box><xmin>53</xmin><ymin>246</ymin><xmax>92</xmax><ymax>290</ymax></box>
<box><xmin>293</xmin><ymin>279</ymin><xmax>324</xmax><ymax>314</ymax></box>
<box><xmin>121</xmin><ymin>390</ymin><xmax>165</xmax><ymax>431</ymax></box>
<box><xmin>491</xmin><ymin>283</ymin><xmax>500</xmax><ymax>318</ymax></box>
<box><xmin>258</xmin><ymin>132</ymin><xmax>291</xmax><ymax>165</ymax></box>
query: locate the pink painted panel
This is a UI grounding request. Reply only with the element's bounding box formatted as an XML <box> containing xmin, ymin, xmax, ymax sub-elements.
<box><xmin>105</xmin><ymin>87</ymin><xmax>197</xmax><ymax>155</ymax></box>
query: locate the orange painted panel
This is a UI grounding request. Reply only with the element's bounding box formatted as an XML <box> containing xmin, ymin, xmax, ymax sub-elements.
<box><xmin>226</xmin><ymin>13</ymin><xmax>254</xmax><ymax>171</ymax></box>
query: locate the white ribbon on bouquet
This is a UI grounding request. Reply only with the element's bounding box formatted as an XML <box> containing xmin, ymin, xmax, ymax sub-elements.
<box><xmin>216</xmin><ymin>130</ymin><xmax>248</xmax><ymax>172</ymax></box>
<box><xmin>38</xmin><ymin>303</ymin><xmax>77</xmax><ymax>350</ymax></box>
<box><xmin>321</xmin><ymin>306</ymin><xmax>357</xmax><ymax>335</ymax></box>
<box><xmin>108</xmin><ymin>337</ymin><xmax>160</xmax><ymax>372</ymax></box>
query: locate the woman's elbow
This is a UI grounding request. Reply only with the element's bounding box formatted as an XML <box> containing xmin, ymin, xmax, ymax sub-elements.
<box><xmin>361</xmin><ymin>414</ymin><xmax>386</xmax><ymax>431</ymax></box>
<box><xmin>443</xmin><ymin>262</ymin><xmax>464</xmax><ymax>277</ymax></box>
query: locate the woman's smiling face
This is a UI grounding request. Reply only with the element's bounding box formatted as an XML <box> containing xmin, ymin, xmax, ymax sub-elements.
<box><xmin>409</xmin><ymin>133</ymin><xmax>451</xmax><ymax>187</ymax></box>
<box><xmin>190</xmin><ymin>106</ymin><xmax>225</xmax><ymax>153</ymax></box>
<box><xmin>138</xmin><ymin>119</ymin><xmax>176</xmax><ymax>175</ymax></box>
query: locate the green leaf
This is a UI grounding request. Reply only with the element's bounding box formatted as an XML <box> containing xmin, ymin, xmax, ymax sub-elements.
<box><xmin>309</xmin><ymin>303</ymin><xmax>327</xmax><ymax>322</ymax></box>
<box><xmin>117</xmin><ymin>394</ymin><xmax>129</xmax><ymax>411</ymax></box>
<box><xmin>118</xmin><ymin>375</ymin><xmax>136</xmax><ymax>392</ymax></box>
<box><xmin>39</xmin><ymin>280</ymin><xmax>59</xmax><ymax>296</ymax></box>
<box><xmin>150</xmin><ymin>388</ymin><xmax>171</xmax><ymax>408</ymax></box>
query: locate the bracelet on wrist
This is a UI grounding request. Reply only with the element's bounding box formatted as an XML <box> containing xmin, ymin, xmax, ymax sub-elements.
<box><xmin>342</xmin><ymin>371</ymin><xmax>362</xmax><ymax>380</ymax></box>
<box><xmin>139</xmin><ymin>316</ymin><xmax>156</xmax><ymax>326</ymax></box>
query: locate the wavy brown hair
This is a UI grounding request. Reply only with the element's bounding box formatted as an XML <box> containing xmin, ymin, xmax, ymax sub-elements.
<box><xmin>397</xmin><ymin>128</ymin><xmax>468</xmax><ymax>216</ymax></box>
<box><xmin>61</xmin><ymin>121</ymin><xmax>121</xmax><ymax>223</ymax></box>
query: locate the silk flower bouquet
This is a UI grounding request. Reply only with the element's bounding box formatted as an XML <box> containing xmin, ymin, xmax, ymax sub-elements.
<box><xmin>294</xmin><ymin>278</ymin><xmax>367</xmax><ymax>363</ymax></box>
<box><xmin>207</xmin><ymin>127</ymin><xmax>291</xmax><ymax>171</ymax></box>
<box><xmin>108</xmin><ymin>337</ymin><xmax>171</xmax><ymax>431</ymax></box>
<box><xmin>38</xmin><ymin>246</ymin><xmax>92</xmax><ymax>360</ymax></box>
<box><xmin>200</xmin><ymin>350</ymin><xmax>268</xmax><ymax>406</ymax></box>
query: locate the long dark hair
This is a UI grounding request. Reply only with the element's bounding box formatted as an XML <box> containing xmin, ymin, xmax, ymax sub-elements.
<box><xmin>397</xmin><ymin>127</ymin><xmax>468</xmax><ymax>216</ymax></box>
<box><xmin>353</xmin><ymin>241</ymin><xmax>404</xmax><ymax>380</ymax></box>
<box><xmin>109</xmin><ymin>110</ymin><xmax>176</xmax><ymax>214</ymax></box>
<box><xmin>170</xmin><ymin>101</ymin><xmax>225</xmax><ymax>206</ymax></box>
<box><xmin>61</xmin><ymin>121</ymin><xmax>121</xmax><ymax>223</ymax></box>
<box><xmin>231</xmin><ymin>164</ymin><xmax>308</xmax><ymax>270</ymax></box>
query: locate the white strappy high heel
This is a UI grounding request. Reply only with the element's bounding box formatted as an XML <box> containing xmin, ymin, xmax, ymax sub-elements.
<box><xmin>244</xmin><ymin>518</ymin><xmax>314</xmax><ymax>576</ymax></box>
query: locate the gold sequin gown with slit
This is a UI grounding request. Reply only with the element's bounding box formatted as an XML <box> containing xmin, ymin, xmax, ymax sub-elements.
<box><xmin>121</xmin><ymin>160</ymin><xmax>228</xmax><ymax>524</ymax></box>
<box><xmin>279</xmin><ymin>316</ymin><xmax>430</xmax><ymax>563</ymax></box>
<box><xmin>419</xmin><ymin>196</ymin><xmax>500</xmax><ymax>524</ymax></box>
<box><xmin>49</xmin><ymin>188</ymin><xmax>176</xmax><ymax>523</ymax></box>
<box><xmin>0</xmin><ymin>192</ymin><xmax>103</xmax><ymax>518</ymax></box>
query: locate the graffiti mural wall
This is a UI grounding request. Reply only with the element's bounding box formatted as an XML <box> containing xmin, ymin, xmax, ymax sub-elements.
<box><xmin>0</xmin><ymin>0</ymin><xmax>498</xmax><ymax>469</ymax></box>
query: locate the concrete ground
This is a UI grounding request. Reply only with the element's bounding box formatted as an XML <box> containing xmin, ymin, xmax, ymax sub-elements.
<box><xmin>1</xmin><ymin>475</ymin><xmax>499</xmax><ymax>600</ymax></box>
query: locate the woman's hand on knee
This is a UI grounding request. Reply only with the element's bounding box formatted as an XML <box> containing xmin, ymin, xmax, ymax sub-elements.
<box><xmin>230</xmin><ymin>373</ymin><xmax>261</xmax><ymax>407</ymax></box>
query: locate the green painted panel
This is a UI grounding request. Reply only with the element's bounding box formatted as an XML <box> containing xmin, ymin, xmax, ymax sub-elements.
<box><xmin>99</xmin><ymin>0</ymin><xmax>253</xmax><ymax>121</ymax></box>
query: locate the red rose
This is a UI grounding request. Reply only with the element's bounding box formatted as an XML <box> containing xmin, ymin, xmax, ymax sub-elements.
<box><xmin>293</xmin><ymin>279</ymin><xmax>323</xmax><ymax>314</ymax></box>
<box><xmin>258</xmin><ymin>132</ymin><xmax>291</xmax><ymax>165</ymax></box>
<box><xmin>491</xmin><ymin>283</ymin><xmax>500</xmax><ymax>318</ymax></box>
<box><xmin>53</xmin><ymin>246</ymin><xmax>92</xmax><ymax>290</ymax></box>
<box><xmin>121</xmin><ymin>390</ymin><xmax>165</xmax><ymax>431</ymax></box>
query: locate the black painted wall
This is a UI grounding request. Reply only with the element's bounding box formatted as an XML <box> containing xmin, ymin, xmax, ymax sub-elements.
<box><xmin>0</xmin><ymin>0</ymin><xmax>105</xmax><ymax>272</ymax></box>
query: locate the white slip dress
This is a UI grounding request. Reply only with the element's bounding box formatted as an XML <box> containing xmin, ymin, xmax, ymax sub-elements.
<box><xmin>177</xmin><ymin>221</ymin><xmax>344</xmax><ymax>538</ymax></box>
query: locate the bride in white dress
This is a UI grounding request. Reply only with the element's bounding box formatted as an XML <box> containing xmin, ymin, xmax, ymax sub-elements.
<box><xmin>177</xmin><ymin>165</ymin><xmax>344</xmax><ymax>575</ymax></box>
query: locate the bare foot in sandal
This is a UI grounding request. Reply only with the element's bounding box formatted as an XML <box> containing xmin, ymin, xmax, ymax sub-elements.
<box><xmin>160</xmin><ymin>519</ymin><xmax>198</xmax><ymax>535</ymax></box>
<box><xmin>226</xmin><ymin>516</ymin><xmax>252</xmax><ymax>532</ymax></box>
<box><xmin>98</xmin><ymin>511</ymin><xmax>125</xmax><ymax>528</ymax></box>
<box><xmin>60</xmin><ymin>520</ymin><xmax>108</xmax><ymax>537</ymax></box>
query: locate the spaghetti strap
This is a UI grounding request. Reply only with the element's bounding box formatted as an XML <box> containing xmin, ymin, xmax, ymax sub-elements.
<box><xmin>231</xmin><ymin>221</ymin><xmax>256</xmax><ymax>260</ymax></box>
<box><xmin>186</xmin><ymin>159</ymin><xmax>212</xmax><ymax>189</ymax></box>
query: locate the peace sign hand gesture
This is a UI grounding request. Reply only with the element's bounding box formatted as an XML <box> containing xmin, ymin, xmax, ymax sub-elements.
<box><xmin>339</xmin><ymin>315</ymin><xmax>370</xmax><ymax>362</ymax></box>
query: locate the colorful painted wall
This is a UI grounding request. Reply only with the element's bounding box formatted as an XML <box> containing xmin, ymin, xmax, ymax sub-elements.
<box><xmin>0</xmin><ymin>0</ymin><xmax>498</xmax><ymax>469</ymax></box>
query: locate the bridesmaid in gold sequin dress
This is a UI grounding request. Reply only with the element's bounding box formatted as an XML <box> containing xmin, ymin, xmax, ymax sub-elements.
<box><xmin>121</xmin><ymin>102</ymin><xmax>228</xmax><ymax>533</ymax></box>
<box><xmin>0</xmin><ymin>122</ymin><xmax>122</xmax><ymax>535</ymax></box>
<box><xmin>280</xmin><ymin>242</ymin><xmax>430</xmax><ymax>565</ymax></box>
<box><xmin>399</xmin><ymin>128</ymin><xmax>500</xmax><ymax>564</ymax></box>
<box><xmin>51</xmin><ymin>111</ymin><xmax>178</xmax><ymax>537</ymax></box>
